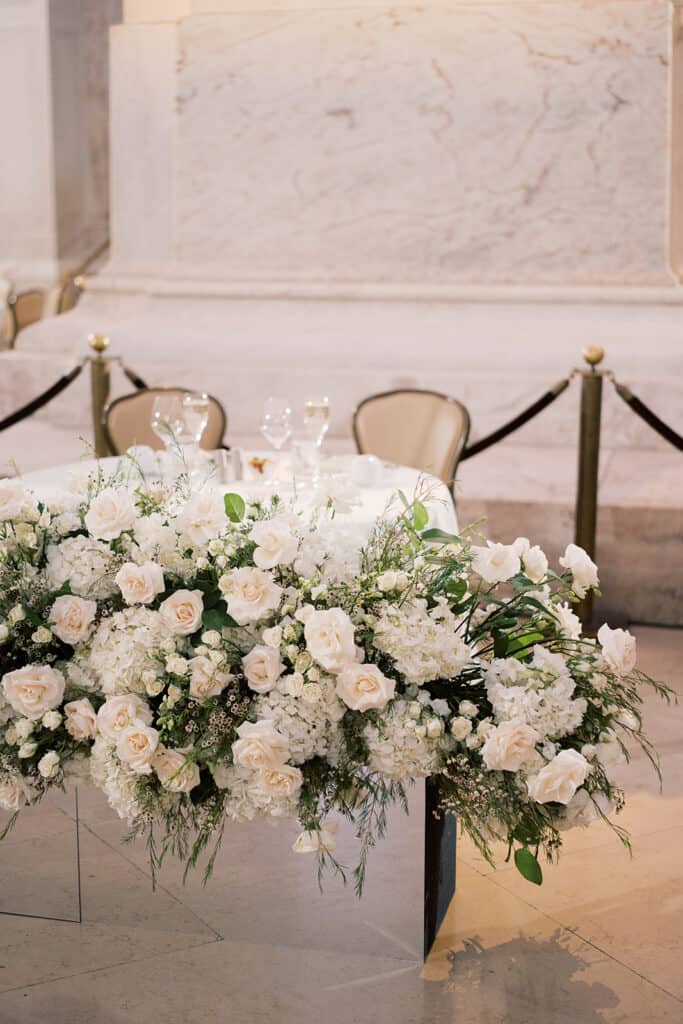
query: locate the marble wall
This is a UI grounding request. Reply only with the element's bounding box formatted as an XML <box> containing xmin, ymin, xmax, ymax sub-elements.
<box><xmin>0</xmin><ymin>0</ymin><xmax>121</xmax><ymax>286</ymax></box>
<box><xmin>109</xmin><ymin>0</ymin><xmax>675</xmax><ymax>288</ymax></box>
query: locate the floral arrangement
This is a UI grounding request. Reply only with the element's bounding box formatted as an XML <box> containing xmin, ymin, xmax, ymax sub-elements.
<box><xmin>0</xmin><ymin>466</ymin><xmax>670</xmax><ymax>891</ymax></box>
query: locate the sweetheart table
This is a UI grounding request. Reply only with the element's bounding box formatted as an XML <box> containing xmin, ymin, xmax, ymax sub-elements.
<box><xmin>10</xmin><ymin>452</ymin><xmax>458</xmax><ymax>958</ymax></box>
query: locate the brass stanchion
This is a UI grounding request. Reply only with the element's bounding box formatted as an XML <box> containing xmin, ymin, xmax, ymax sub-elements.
<box><xmin>88</xmin><ymin>333</ymin><xmax>111</xmax><ymax>458</ymax></box>
<box><xmin>574</xmin><ymin>345</ymin><xmax>605</xmax><ymax>626</ymax></box>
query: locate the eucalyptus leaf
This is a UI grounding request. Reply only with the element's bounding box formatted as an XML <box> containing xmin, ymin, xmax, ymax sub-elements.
<box><xmin>224</xmin><ymin>492</ymin><xmax>246</xmax><ymax>523</ymax></box>
<box><xmin>413</xmin><ymin>501</ymin><xmax>429</xmax><ymax>532</ymax></box>
<box><xmin>421</xmin><ymin>528</ymin><xmax>459</xmax><ymax>544</ymax></box>
<box><xmin>514</xmin><ymin>847</ymin><xmax>543</xmax><ymax>885</ymax></box>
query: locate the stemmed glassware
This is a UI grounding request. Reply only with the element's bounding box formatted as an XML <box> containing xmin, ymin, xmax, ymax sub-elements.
<box><xmin>151</xmin><ymin>392</ymin><xmax>209</xmax><ymax>472</ymax></box>
<box><xmin>303</xmin><ymin>396</ymin><xmax>330</xmax><ymax>447</ymax></box>
<box><xmin>259</xmin><ymin>398</ymin><xmax>292</xmax><ymax>481</ymax></box>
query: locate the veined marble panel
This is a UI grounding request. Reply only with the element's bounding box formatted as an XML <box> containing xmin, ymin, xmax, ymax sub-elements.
<box><xmin>170</xmin><ymin>2</ymin><xmax>671</xmax><ymax>285</ymax></box>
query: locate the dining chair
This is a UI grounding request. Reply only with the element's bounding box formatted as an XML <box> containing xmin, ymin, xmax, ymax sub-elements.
<box><xmin>103</xmin><ymin>387</ymin><xmax>227</xmax><ymax>455</ymax></box>
<box><xmin>353</xmin><ymin>388</ymin><xmax>470</xmax><ymax>490</ymax></box>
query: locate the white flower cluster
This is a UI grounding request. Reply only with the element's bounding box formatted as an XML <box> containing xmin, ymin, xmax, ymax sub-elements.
<box><xmin>88</xmin><ymin>607</ymin><xmax>171</xmax><ymax>694</ymax></box>
<box><xmin>46</xmin><ymin>535</ymin><xmax>117</xmax><ymax>599</ymax></box>
<box><xmin>484</xmin><ymin>647</ymin><xmax>588</xmax><ymax>741</ymax></box>
<box><xmin>364</xmin><ymin>699</ymin><xmax>448</xmax><ymax>780</ymax></box>
<box><xmin>255</xmin><ymin>675</ymin><xmax>345</xmax><ymax>764</ymax></box>
<box><xmin>374</xmin><ymin>598</ymin><xmax>472</xmax><ymax>686</ymax></box>
<box><xmin>89</xmin><ymin>735</ymin><xmax>142</xmax><ymax>823</ymax></box>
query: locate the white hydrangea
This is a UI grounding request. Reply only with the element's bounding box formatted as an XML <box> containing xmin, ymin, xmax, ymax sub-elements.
<box><xmin>374</xmin><ymin>598</ymin><xmax>472</xmax><ymax>685</ymax></box>
<box><xmin>88</xmin><ymin>607</ymin><xmax>171</xmax><ymax>694</ymax></box>
<box><xmin>293</xmin><ymin>519</ymin><xmax>364</xmax><ymax>584</ymax></box>
<box><xmin>89</xmin><ymin>736</ymin><xmax>142</xmax><ymax>823</ymax></box>
<box><xmin>255</xmin><ymin>676</ymin><xmax>345</xmax><ymax>764</ymax></box>
<box><xmin>213</xmin><ymin>763</ymin><xmax>300</xmax><ymax>820</ymax></box>
<box><xmin>484</xmin><ymin>647</ymin><xmax>587</xmax><ymax>741</ymax></box>
<box><xmin>364</xmin><ymin>699</ymin><xmax>447</xmax><ymax>779</ymax></box>
<box><xmin>46</xmin><ymin>535</ymin><xmax>117</xmax><ymax>598</ymax></box>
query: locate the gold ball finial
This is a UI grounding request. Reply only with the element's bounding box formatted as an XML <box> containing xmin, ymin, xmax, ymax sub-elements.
<box><xmin>582</xmin><ymin>344</ymin><xmax>605</xmax><ymax>368</ymax></box>
<box><xmin>74</xmin><ymin>275</ymin><xmax>85</xmax><ymax>289</ymax></box>
<box><xmin>88</xmin><ymin>332</ymin><xmax>110</xmax><ymax>354</ymax></box>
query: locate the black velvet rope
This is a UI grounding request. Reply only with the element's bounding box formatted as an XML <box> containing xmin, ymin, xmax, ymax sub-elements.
<box><xmin>612</xmin><ymin>380</ymin><xmax>683</xmax><ymax>452</ymax></box>
<box><xmin>120</xmin><ymin>364</ymin><xmax>148</xmax><ymax>391</ymax></box>
<box><xmin>0</xmin><ymin>361</ymin><xmax>85</xmax><ymax>433</ymax></box>
<box><xmin>460</xmin><ymin>378</ymin><xmax>571</xmax><ymax>461</ymax></box>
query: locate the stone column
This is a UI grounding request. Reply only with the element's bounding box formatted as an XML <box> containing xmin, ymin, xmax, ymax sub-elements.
<box><xmin>0</xmin><ymin>0</ymin><xmax>122</xmax><ymax>288</ymax></box>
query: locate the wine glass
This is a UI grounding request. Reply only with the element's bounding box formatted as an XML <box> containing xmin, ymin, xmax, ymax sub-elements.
<box><xmin>182</xmin><ymin>392</ymin><xmax>210</xmax><ymax>448</ymax></box>
<box><xmin>260</xmin><ymin>398</ymin><xmax>292</xmax><ymax>452</ymax></box>
<box><xmin>303</xmin><ymin>396</ymin><xmax>330</xmax><ymax>446</ymax></box>
<box><xmin>151</xmin><ymin>395</ymin><xmax>186</xmax><ymax>450</ymax></box>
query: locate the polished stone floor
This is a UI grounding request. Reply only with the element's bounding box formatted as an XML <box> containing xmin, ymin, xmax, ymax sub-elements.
<box><xmin>0</xmin><ymin>625</ymin><xmax>681</xmax><ymax>1024</ymax></box>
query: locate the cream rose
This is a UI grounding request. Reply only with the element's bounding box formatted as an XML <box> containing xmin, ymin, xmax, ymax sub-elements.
<box><xmin>242</xmin><ymin>646</ymin><xmax>284</xmax><ymax>694</ymax></box>
<box><xmin>116</xmin><ymin>721</ymin><xmax>159</xmax><ymax>774</ymax></box>
<box><xmin>597</xmin><ymin>624</ymin><xmax>637</xmax><ymax>676</ymax></box>
<box><xmin>153</xmin><ymin>748</ymin><xmax>200</xmax><ymax>793</ymax></box>
<box><xmin>188</xmin><ymin>656</ymin><xmax>231</xmax><ymax>700</ymax></box>
<box><xmin>176</xmin><ymin>490</ymin><xmax>226</xmax><ymax>547</ymax></box>
<box><xmin>159</xmin><ymin>590</ymin><xmax>203</xmax><ymax>636</ymax></box>
<box><xmin>2</xmin><ymin>665</ymin><xmax>65</xmax><ymax>720</ymax></box>
<box><xmin>97</xmin><ymin>694</ymin><xmax>153</xmax><ymax>742</ymax></box>
<box><xmin>559</xmin><ymin>544</ymin><xmax>599</xmax><ymax>599</ymax></box>
<box><xmin>335</xmin><ymin>662</ymin><xmax>395</xmax><ymax>712</ymax></box>
<box><xmin>526</xmin><ymin>749</ymin><xmax>590</xmax><ymax>805</ymax></box>
<box><xmin>231</xmin><ymin>720</ymin><xmax>289</xmax><ymax>769</ymax></box>
<box><xmin>481</xmin><ymin>720</ymin><xmax>540</xmax><ymax>772</ymax></box>
<box><xmin>38</xmin><ymin>750</ymin><xmax>60</xmax><ymax>779</ymax></box>
<box><xmin>84</xmin><ymin>487</ymin><xmax>136</xmax><ymax>541</ymax></box>
<box><xmin>115</xmin><ymin>562</ymin><xmax>165</xmax><ymax>605</ymax></box>
<box><xmin>64</xmin><ymin>698</ymin><xmax>97</xmax><ymax>740</ymax></box>
<box><xmin>0</xmin><ymin>776</ymin><xmax>27</xmax><ymax>811</ymax></box>
<box><xmin>49</xmin><ymin>595</ymin><xmax>97</xmax><ymax>645</ymax></box>
<box><xmin>249</xmin><ymin>520</ymin><xmax>298</xmax><ymax>570</ymax></box>
<box><xmin>221</xmin><ymin>567</ymin><xmax>283</xmax><ymax>626</ymax></box>
<box><xmin>292</xmin><ymin>821</ymin><xmax>338</xmax><ymax>853</ymax></box>
<box><xmin>254</xmin><ymin>763</ymin><xmax>303</xmax><ymax>800</ymax></box>
<box><xmin>304</xmin><ymin>608</ymin><xmax>356</xmax><ymax>673</ymax></box>
<box><xmin>557</xmin><ymin>788</ymin><xmax>614</xmax><ymax>830</ymax></box>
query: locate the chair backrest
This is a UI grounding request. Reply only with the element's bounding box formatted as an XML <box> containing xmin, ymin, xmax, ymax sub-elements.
<box><xmin>353</xmin><ymin>388</ymin><xmax>470</xmax><ymax>486</ymax></box>
<box><xmin>11</xmin><ymin>289</ymin><xmax>46</xmax><ymax>333</ymax></box>
<box><xmin>104</xmin><ymin>388</ymin><xmax>227</xmax><ymax>455</ymax></box>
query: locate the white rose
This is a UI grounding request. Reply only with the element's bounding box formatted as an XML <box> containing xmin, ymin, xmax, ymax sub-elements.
<box><xmin>231</xmin><ymin>720</ymin><xmax>289</xmax><ymax>769</ymax></box>
<box><xmin>18</xmin><ymin>741</ymin><xmax>37</xmax><ymax>758</ymax></box>
<box><xmin>242</xmin><ymin>646</ymin><xmax>284</xmax><ymax>694</ymax></box>
<box><xmin>201</xmin><ymin>630</ymin><xmax>221</xmax><ymax>648</ymax></box>
<box><xmin>335</xmin><ymin>662</ymin><xmax>395</xmax><ymax>712</ymax></box>
<box><xmin>254</xmin><ymin>763</ymin><xmax>303</xmax><ymax>800</ymax></box>
<box><xmin>64</xmin><ymin>698</ymin><xmax>97</xmax><ymax>740</ymax></box>
<box><xmin>48</xmin><ymin>595</ymin><xmax>97</xmax><ymax>645</ymax></box>
<box><xmin>553</xmin><ymin>602</ymin><xmax>582</xmax><ymax>640</ymax></box>
<box><xmin>470</xmin><ymin>542</ymin><xmax>521</xmax><ymax>584</ymax></box>
<box><xmin>97</xmin><ymin>694</ymin><xmax>153</xmax><ymax>742</ymax></box>
<box><xmin>262</xmin><ymin>625</ymin><xmax>282</xmax><ymax>649</ymax></box>
<box><xmin>557</xmin><ymin>788</ymin><xmax>614</xmax><ymax>830</ymax></box>
<box><xmin>159</xmin><ymin>590</ymin><xmax>204</xmax><ymax>636</ymax></box>
<box><xmin>38</xmin><ymin>751</ymin><xmax>60</xmax><ymax>779</ymax></box>
<box><xmin>458</xmin><ymin>700</ymin><xmax>478</xmax><ymax>719</ymax></box>
<box><xmin>9</xmin><ymin>605</ymin><xmax>25</xmax><ymax>624</ymax></box>
<box><xmin>115</xmin><ymin>562</ymin><xmax>165</xmax><ymax>605</ymax></box>
<box><xmin>153</xmin><ymin>748</ymin><xmax>200</xmax><ymax>793</ymax></box>
<box><xmin>0</xmin><ymin>777</ymin><xmax>27</xmax><ymax>811</ymax></box>
<box><xmin>221</xmin><ymin>567</ymin><xmax>283</xmax><ymax>626</ymax></box>
<box><xmin>481</xmin><ymin>720</ymin><xmax>540</xmax><ymax>772</ymax></box>
<box><xmin>249</xmin><ymin>520</ymin><xmax>298</xmax><ymax>570</ymax></box>
<box><xmin>283</xmin><ymin>673</ymin><xmax>305</xmax><ymax>697</ymax></box>
<box><xmin>559</xmin><ymin>544</ymin><xmax>599</xmax><ymax>599</ymax></box>
<box><xmin>15</xmin><ymin>718</ymin><xmax>35</xmax><ymax>741</ymax></box>
<box><xmin>595</xmin><ymin>736</ymin><xmax>626</xmax><ymax>770</ymax></box>
<box><xmin>597</xmin><ymin>624</ymin><xmax>636</xmax><ymax>676</ymax></box>
<box><xmin>377</xmin><ymin>571</ymin><xmax>400</xmax><ymax>592</ymax></box>
<box><xmin>0</xmin><ymin>624</ymin><xmax>8</xmax><ymax>643</ymax></box>
<box><xmin>84</xmin><ymin>487</ymin><xmax>136</xmax><ymax>541</ymax></box>
<box><xmin>0</xmin><ymin>479</ymin><xmax>31</xmax><ymax>521</ymax></box>
<box><xmin>304</xmin><ymin>608</ymin><xmax>356</xmax><ymax>673</ymax></box>
<box><xmin>521</xmin><ymin>545</ymin><xmax>548</xmax><ymax>584</ymax></box>
<box><xmin>188</xmin><ymin>656</ymin><xmax>231</xmax><ymax>700</ymax></box>
<box><xmin>526</xmin><ymin>749</ymin><xmax>591</xmax><ymax>805</ymax></box>
<box><xmin>292</xmin><ymin>821</ymin><xmax>338</xmax><ymax>853</ymax></box>
<box><xmin>426</xmin><ymin>718</ymin><xmax>443</xmax><ymax>739</ymax></box>
<box><xmin>116</xmin><ymin>721</ymin><xmax>159</xmax><ymax>774</ymax></box>
<box><xmin>450</xmin><ymin>716</ymin><xmax>473</xmax><ymax>741</ymax></box>
<box><xmin>42</xmin><ymin>710</ymin><xmax>62</xmax><ymax>730</ymax></box>
<box><xmin>2</xmin><ymin>665</ymin><xmax>65</xmax><ymax>720</ymax></box>
<box><xmin>176</xmin><ymin>490</ymin><xmax>226</xmax><ymax>547</ymax></box>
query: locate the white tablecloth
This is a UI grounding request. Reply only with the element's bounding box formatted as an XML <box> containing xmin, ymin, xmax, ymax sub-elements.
<box><xmin>20</xmin><ymin>454</ymin><xmax>458</xmax><ymax>535</ymax></box>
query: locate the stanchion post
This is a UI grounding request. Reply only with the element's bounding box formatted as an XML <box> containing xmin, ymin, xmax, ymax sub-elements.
<box><xmin>88</xmin><ymin>333</ymin><xmax>111</xmax><ymax>458</ymax></box>
<box><xmin>574</xmin><ymin>345</ymin><xmax>605</xmax><ymax>626</ymax></box>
